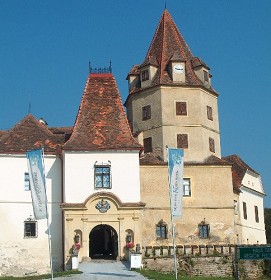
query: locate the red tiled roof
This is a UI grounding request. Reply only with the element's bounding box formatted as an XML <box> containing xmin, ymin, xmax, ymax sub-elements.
<box><xmin>0</xmin><ymin>130</ymin><xmax>5</xmax><ymax>139</ymax></box>
<box><xmin>222</xmin><ymin>154</ymin><xmax>259</xmax><ymax>192</ymax></box>
<box><xmin>63</xmin><ymin>73</ymin><xmax>142</xmax><ymax>151</ymax></box>
<box><xmin>0</xmin><ymin>114</ymin><xmax>65</xmax><ymax>154</ymax></box>
<box><xmin>126</xmin><ymin>9</ymin><xmax>217</xmax><ymax>97</ymax></box>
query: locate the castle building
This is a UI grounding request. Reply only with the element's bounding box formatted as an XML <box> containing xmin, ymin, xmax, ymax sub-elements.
<box><xmin>125</xmin><ymin>9</ymin><xmax>266</xmax><ymax>248</ymax></box>
<box><xmin>0</xmin><ymin>9</ymin><xmax>266</xmax><ymax>277</ymax></box>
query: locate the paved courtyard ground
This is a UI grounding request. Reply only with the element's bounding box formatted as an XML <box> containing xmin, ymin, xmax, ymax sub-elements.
<box><xmin>52</xmin><ymin>260</ymin><xmax>149</xmax><ymax>280</ymax></box>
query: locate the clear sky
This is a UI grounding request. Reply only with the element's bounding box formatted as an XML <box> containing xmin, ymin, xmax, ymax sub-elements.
<box><xmin>1</xmin><ymin>1</ymin><xmax>270</xmax><ymax>207</ymax></box>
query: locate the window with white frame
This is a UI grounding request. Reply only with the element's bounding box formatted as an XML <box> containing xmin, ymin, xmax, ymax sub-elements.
<box><xmin>24</xmin><ymin>172</ymin><xmax>30</xmax><ymax>191</ymax></box>
<box><xmin>94</xmin><ymin>164</ymin><xmax>111</xmax><ymax>189</ymax></box>
<box><xmin>183</xmin><ymin>178</ymin><xmax>191</xmax><ymax>197</ymax></box>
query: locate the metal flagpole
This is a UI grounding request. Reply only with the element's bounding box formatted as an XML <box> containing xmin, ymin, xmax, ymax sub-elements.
<box><xmin>167</xmin><ymin>147</ymin><xmax>178</xmax><ymax>280</ymax></box>
<box><xmin>42</xmin><ymin>148</ymin><xmax>54</xmax><ymax>280</ymax></box>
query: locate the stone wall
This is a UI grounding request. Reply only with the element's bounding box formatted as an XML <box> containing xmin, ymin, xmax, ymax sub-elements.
<box><xmin>141</xmin><ymin>244</ymin><xmax>267</xmax><ymax>279</ymax></box>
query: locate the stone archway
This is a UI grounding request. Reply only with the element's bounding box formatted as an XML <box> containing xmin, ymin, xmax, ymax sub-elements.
<box><xmin>89</xmin><ymin>224</ymin><xmax>118</xmax><ymax>260</ymax></box>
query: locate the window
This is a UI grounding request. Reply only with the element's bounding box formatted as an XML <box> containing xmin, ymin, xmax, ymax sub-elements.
<box><xmin>255</xmin><ymin>205</ymin><xmax>259</xmax><ymax>223</ymax></box>
<box><xmin>141</xmin><ymin>69</ymin><xmax>149</xmax><ymax>81</ymax></box>
<box><xmin>94</xmin><ymin>165</ymin><xmax>111</xmax><ymax>189</ymax></box>
<box><xmin>156</xmin><ymin>220</ymin><xmax>167</xmax><ymax>239</ymax></box>
<box><xmin>203</xmin><ymin>70</ymin><xmax>209</xmax><ymax>82</ymax></box>
<box><xmin>176</xmin><ymin>102</ymin><xmax>187</xmax><ymax>116</ymax></box>
<box><xmin>183</xmin><ymin>178</ymin><xmax>191</xmax><ymax>197</ymax></box>
<box><xmin>177</xmin><ymin>134</ymin><xmax>188</xmax><ymax>149</ymax></box>
<box><xmin>199</xmin><ymin>224</ymin><xmax>210</xmax><ymax>238</ymax></box>
<box><xmin>24</xmin><ymin>217</ymin><xmax>37</xmax><ymax>238</ymax></box>
<box><xmin>207</xmin><ymin>106</ymin><xmax>213</xmax><ymax>121</ymax></box>
<box><xmin>24</xmin><ymin>172</ymin><xmax>30</xmax><ymax>191</ymax></box>
<box><xmin>143</xmin><ymin>137</ymin><xmax>152</xmax><ymax>153</ymax></box>
<box><xmin>198</xmin><ymin>221</ymin><xmax>210</xmax><ymax>239</ymax></box>
<box><xmin>243</xmin><ymin>202</ymin><xmax>247</xmax><ymax>220</ymax></box>
<box><xmin>142</xmin><ymin>105</ymin><xmax>151</xmax><ymax>120</ymax></box>
<box><xmin>209</xmin><ymin>137</ymin><xmax>215</xmax><ymax>153</ymax></box>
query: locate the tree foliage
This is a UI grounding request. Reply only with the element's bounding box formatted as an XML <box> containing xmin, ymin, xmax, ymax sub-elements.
<box><xmin>264</xmin><ymin>208</ymin><xmax>271</xmax><ymax>243</ymax></box>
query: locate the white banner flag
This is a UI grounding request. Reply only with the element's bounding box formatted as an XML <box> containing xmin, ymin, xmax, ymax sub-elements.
<box><xmin>168</xmin><ymin>148</ymin><xmax>184</xmax><ymax>218</ymax></box>
<box><xmin>26</xmin><ymin>148</ymin><xmax>48</xmax><ymax>220</ymax></box>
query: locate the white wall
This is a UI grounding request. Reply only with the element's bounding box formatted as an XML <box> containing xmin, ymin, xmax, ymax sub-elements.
<box><xmin>63</xmin><ymin>151</ymin><xmax>141</xmax><ymax>203</ymax></box>
<box><xmin>0</xmin><ymin>154</ymin><xmax>63</xmax><ymax>276</ymax></box>
<box><xmin>238</xmin><ymin>172</ymin><xmax>266</xmax><ymax>244</ymax></box>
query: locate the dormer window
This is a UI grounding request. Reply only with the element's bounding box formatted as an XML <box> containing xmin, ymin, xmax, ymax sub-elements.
<box><xmin>141</xmin><ymin>69</ymin><xmax>149</xmax><ymax>81</ymax></box>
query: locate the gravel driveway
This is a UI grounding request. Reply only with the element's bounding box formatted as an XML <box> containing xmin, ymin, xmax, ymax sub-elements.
<box><xmin>54</xmin><ymin>260</ymin><xmax>149</xmax><ymax>280</ymax></box>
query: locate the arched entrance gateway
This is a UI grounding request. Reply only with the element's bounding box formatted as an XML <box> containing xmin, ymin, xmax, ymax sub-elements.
<box><xmin>89</xmin><ymin>224</ymin><xmax>118</xmax><ymax>260</ymax></box>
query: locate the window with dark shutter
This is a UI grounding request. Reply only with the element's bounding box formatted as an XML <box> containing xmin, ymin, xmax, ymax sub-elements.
<box><xmin>177</xmin><ymin>134</ymin><xmax>188</xmax><ymax>149</ymax></box>
<box><xmin>255</xmin><ymin>205</ymin><xmax>259</xmax><ymax>223</ymax></box>
<box><xmin>207</xmin><ymin>106</ymin><xmax>213</xmax><ymax>121</ymax></box>
<box><xmin>243</xmin><ymin>202</ymin><xmax>247</xmax><ymax>220</ymax></box>
<box><xmin>143</xmin><ymin>137</ymin><xmax>152</xmax><ymax>153</ymax></box>
<box><xmin>209</xmin><ymin>137</ymin><xmax>215</xmax><ymax>153</ymax></box>
<box><xmin>176</xmin><ymin>102</ymin><xmax>187</xmax><ymax>116</ymax></box>
<box><xmin>142</xmin><ymin>105</ymin><xmax>151</xmax><ymax>120</ymax></box>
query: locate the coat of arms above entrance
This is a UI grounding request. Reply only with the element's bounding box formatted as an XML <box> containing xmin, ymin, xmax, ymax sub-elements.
<box><xmin>95</xmin><ymin>199</ymin><xmax>110</xmax><ymax>213</ymax></box>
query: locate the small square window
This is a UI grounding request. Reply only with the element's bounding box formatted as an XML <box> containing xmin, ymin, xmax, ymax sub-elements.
<box><xmin>94</xmin><ymin>166</ymin><xmax>111</xmax><ymax>189</ymax></box>
<box><xmin>141</xmin><ymin>70</ymin><xmax>149</xmax><ymax>81</ymax></box>
<box><xmin>177</xmin><ymin>134</ymin><xmax>188</xmax><ymax>149</ymax></box>
<box><xmin>143</xmin><ymin>137</ymin><xmax>152</xmax><ymax>153</ymax></box>
<box><xmin>183</xmin><ymin>178</ymin><xmax>191</xmax><ymax>197</ymax></box>
<box><xmin>176</xmin><ymin>102</ymin><xmax>187</xmax><ymax>116</ymax></box>
<box><xmin>198</xmin><ymin>223</ymin><xmax>209</xmax><ymax>239</ymax></box>
<box><xmin>24</xmin><ymin>218</ymin><xmax>37</xmax><ymax>238</ymax></box>
<box><xmin>24</xmin><ymin>172</ymin><xmax>30</xmax><ymax>191</ymax></box>
<box><xmin>207</xmin><ymin>106</ymin><xmax>213</xmax><ymax>121</ymax></box>
<box><xmin>156</xmin><ymin>220</ymin><xmax>167</xmax><ymax>239</ymax></box>
<box><xmin>142</xmin><ymin>105</ymin><xmax>151</xmax><ymax>121</ymax></box>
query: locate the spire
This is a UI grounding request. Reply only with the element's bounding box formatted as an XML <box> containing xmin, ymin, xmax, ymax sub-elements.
<box><xmin>64</xmin><ymin>73</ymin><xmax>142</xmax><ymax>151</ymax></box>
<box><xmin>139</xmin><ymin>9</ymin><xmax>214</xmax><ymax>90</ymax></box>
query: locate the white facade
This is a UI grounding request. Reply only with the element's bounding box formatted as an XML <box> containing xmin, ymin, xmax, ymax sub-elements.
<box><xmin>63</xmin><ymin>150</ymin><xmax>141</xmax><ymax>203</ymax></box>
<box><xmin>238</xmin><ymin>170</ymin><xmax>266</xmax><ymax>244</ymax></box>
<box><xmin>0</xmin><ymin>154</ymin><xmax>63</xmax><ymax>276</ymax></box>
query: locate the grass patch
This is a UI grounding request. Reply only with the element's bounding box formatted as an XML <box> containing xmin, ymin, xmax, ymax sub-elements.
<box><xmin>137</xmin><ymin>269</ymin><xmax>271</xmax><ymax>279</ymax></box>
<box><xmin>0</xmin><ymin>270</ymin><xmax>82</xmax><ymax>279</ymax></box>
<box><xmin>136</xmin><ymin>269</ymin><xmax>234</xmax><ymax>280</ymax></box>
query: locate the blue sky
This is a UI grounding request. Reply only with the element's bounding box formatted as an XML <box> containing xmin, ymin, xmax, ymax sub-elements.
<box><xmin>1</xmin><ymin>1</ymin><xmax>270</xmax><ymax>207</ymax></box>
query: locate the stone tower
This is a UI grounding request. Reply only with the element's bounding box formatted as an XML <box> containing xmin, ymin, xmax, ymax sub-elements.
<box><xmin>125</xmin><ymin>9</ymin><xmax>221</xmax><ymax>163</ymax></box>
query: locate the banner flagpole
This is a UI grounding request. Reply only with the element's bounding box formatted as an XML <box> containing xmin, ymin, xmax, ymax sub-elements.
<box><xmin>167</xmin><ymin>147</ymin><xmax>184</xmax><ymax>280</ymax></box>
<box><xmin>26</xmin><ymin>148</ymin><xmax>53</xmax><ymax>279</ymax></box>
<box><xmin>41</xmin><ymin>148</ymin><xmax>54</xmax><ymax>280</ymax></box>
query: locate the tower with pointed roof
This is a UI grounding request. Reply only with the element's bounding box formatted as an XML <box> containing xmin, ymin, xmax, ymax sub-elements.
<box><xmin>125</xmin><ymin>9</ymin><xmax>221</xmax><ymax>162</ymax></box>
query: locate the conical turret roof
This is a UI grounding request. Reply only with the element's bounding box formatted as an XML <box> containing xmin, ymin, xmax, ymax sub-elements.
<box><xmin>127</xmin><ymin>9</ymin><xmax>216</xmax><ymax>93</ymax></box>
